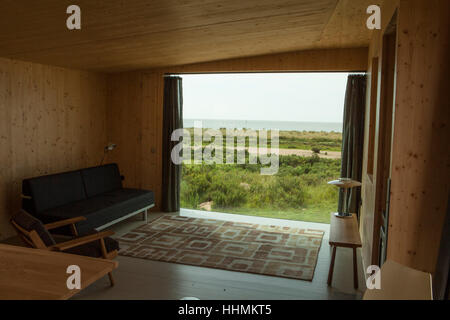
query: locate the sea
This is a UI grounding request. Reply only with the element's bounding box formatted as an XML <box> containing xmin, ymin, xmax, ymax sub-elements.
<box><xmin>183</xmin><ymin>119</ymin><xmax>342</xmax><ymax>133</ymax></box>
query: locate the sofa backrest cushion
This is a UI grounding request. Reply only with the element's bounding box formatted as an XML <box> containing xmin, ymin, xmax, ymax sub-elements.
<box><xmin>24</xmin><ymin>171</ymin><xmax>87</xmax><ymax>214</ymax></box>
<box><xmin>12</xmin><ymin>210</ymin><xmax>56</xmax><ymax>247</ymax></box>
<box><xmin>81</xmin><ymin>164</ymin><xmax>122</xmax><ymax>198</ymax></box>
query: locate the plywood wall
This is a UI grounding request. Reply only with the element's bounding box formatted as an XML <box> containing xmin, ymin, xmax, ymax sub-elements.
<box><xmin>106</xmin><ymin>48</ymin><xmax>368</xmax><ymax>213</ymax></box>
<box><xmin>0</xmin><ymin>57</ymin><xmax>107</xmax><ymax>240</ymax></box>
<box><xmin>360</xmin><ymin>0</ymin><xmax>449</xmax><ymax>274</ymax></box>
<box><xmin>387</xmin><ymin>0</ymin><xmax>450</xmax><ymax>273</ymax></box>
<box><xmin>106</xmin><ymin>71</ymin><xmax>164</xmax><ymax>211</ymax></box>
<box><xmin>163</xmin><ymin>48</ymin><xmax>368</xmax><ymax>73</ymax></box>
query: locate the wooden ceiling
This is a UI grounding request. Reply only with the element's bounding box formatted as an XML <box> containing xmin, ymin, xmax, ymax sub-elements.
<box><xmin>0</xmin><ymin>0</ymin><xmax>376</xmax><ymax>72</ymax></box>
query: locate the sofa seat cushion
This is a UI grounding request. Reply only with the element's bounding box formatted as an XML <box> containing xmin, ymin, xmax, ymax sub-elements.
<box><xmin>40</xmin><ymin>188</ymin><xmax>154</xmax><ymax>235</ymax></box>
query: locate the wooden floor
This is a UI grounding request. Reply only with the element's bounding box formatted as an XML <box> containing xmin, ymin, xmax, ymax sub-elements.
<box><xmin>3</xmin><ymin>211</ymin><xmax>366</xmax><ymax>300</ymax></box>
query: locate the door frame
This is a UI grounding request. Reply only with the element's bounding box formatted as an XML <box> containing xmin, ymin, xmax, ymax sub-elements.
<box><xmin>371</xmin><ymin>13</ymin><xmax>398</xmax><ymax>266</ymax></box>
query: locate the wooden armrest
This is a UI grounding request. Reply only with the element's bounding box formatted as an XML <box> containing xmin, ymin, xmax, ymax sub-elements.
<box><xmin>44</xmin><ymin>216</ymin><xmax>87</xmax><ymax>230</ymax></box>
<box><xmin>50</xmin><ymin>230</ymin><xmax>115</xmax><ymax>251</ymax></box>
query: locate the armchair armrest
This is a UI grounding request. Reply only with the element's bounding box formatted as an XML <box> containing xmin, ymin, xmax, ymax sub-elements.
<box><xmin>50</xmin><ymin>230</ymin><xmax>115</xmax><ymax>251</ymax></box>
<box><xmin>44</xmin><ymin>216</ymin><xmax>86</xmax><ymax>230</ymax></box>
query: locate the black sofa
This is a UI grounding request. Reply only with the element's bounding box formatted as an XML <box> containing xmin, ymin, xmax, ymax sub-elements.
<box><xmin>22</xmin><ymin>163</ymin><xmax>154</xmax><ymax>235</ymax></box>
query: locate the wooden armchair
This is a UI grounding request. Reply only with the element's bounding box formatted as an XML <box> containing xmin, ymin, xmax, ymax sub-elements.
<box><xmin>10</xmin><ymin>210</ymin><xmax>119</xmax><ymax>286</ymax></box>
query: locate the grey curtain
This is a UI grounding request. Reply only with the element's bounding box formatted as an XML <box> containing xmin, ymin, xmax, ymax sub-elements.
<box><xmin>162</xmin><ymin>76</ymin><xmax>183</xmax><ymax>212</ymax></box>
<box><xmin>338</xmin><ymin>74</ymin><xmax>366</xmax><ymax>217</ymax></box>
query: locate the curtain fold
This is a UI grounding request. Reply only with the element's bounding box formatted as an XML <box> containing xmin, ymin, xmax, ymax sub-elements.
<box><xmin>338</xmin><ymin>74</ymin><xmax>367</xmax><ymax>217</ymax></box>
<box><xmin>162</xmin><ymin>76</ymin><xmax>183</xmax><ymax>212</ymax></box>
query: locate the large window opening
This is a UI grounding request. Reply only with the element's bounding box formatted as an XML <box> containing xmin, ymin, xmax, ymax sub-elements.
<box><xmin>180</xmin><ymin>72</ymin><xmax>349</xmax><ymax>224</ymax></box>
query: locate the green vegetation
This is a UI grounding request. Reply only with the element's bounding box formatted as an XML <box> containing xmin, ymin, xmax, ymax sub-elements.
<box><xmin>277</xmin><ymin>130</ymin><xmax>342</xmax><ymax>151</ymax></box>
<box><xmin>184</xmin><ymin>128</ymin><xmax>342</xmax><ymax>152</ymax></box>
<box><xmin>181</xmin><ymin>142</ymin><xmax>342</xmax><ymax>224</ymax></box>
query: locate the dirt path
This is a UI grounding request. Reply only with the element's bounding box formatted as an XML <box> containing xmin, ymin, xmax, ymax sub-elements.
<box><xmin>189</xmin><ymin>146</ymin><xmax>341</xmax><ymax>159</ymax></box>
<box><xmin>246</xmin><ymin>147</ymin><xmax>341</xmax><ymax>159</ymax></box>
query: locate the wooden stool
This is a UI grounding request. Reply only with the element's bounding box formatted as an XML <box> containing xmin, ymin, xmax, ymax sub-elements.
<box><xmin>327</xmin><ymin>213</ymin><xmax>362</xmax><ymax>289</ymax></box>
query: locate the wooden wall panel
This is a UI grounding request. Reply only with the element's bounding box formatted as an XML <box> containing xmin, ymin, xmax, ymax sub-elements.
<box><xmin>387</xmin><ymin>0</ymin><xmax>450</xmax><ymax>273</ymax></box>
<box><xmin>106</xmin><ymin>72</ymin><xmax>165</xmax><ymax>212</ymax></box>
<box><xmin>366</xmin><ymin>57</ymin><xmax>379</xmax><ymax>176</ymax></box>
<box><xmin>163</xmin><ymin>48</ymin><xmax>368</xmax><ymax>73</ymax></box>
<box><xmin>140</xmin><ymin>72</ymin><xmax>164</xmax><ymax>208</ymax></box>
<box><xmin>360</xmin><ymin>0</ymin><xmax>449</xmax><ymax>275</ymax></box>
<box><xmin>0</xmin><ymin>57</ymin><xmax>107</xmax><ymax>240</ymax></box>
<box><xmin>107</xmin><ymin>72</ymin><xmax>144</xmax><ymax>189</ymax></box>
<box><xmin>0</xmin><ymin>60</ymin><xmax>13</xmax><ymax>242</ymax></box>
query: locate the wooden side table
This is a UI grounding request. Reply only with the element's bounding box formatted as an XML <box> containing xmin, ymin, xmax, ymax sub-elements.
<box><xmin>327</xmin><ymin>213</ymin><xmax>362</xmax><ymax>289</ymax></box>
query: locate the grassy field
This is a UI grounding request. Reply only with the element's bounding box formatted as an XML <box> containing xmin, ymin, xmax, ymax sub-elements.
<box><xmin>220</xmin><ymin>206</ymin><xmax>335</xmax><ymax>224</ymax></box>
<box><xmin>184</xmin><ymin>128</ymin><xmax>342</xmax><ymax>152</ymax></box>
<box><xmin>180</xmin><ymin>130</ymin><xmax>342</xmax><ymax>224</ymax></box>
<box><xmin>277</xmin><ymin>130</ymin><xmax>342</xmax><ymax>151</ymax></box>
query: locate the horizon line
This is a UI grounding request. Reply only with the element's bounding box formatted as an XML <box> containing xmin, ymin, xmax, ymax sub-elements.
<box><xmin>184</xmin><ymin>118</ymin><xmax>343</xmax><ymax>124</ymax></box>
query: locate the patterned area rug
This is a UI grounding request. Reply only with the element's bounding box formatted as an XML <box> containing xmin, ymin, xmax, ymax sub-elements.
<box><xmin>117</xmin><ymin>215</ymin><xmax>324</xmax><ymax>281</ymax></box>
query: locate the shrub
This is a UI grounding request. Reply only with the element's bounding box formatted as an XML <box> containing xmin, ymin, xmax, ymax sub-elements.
<box><xmin>209</xmin><ymin>176</ymin><xmax>248</xmax><ymax>207</ymax></box>
<box><xmin>181</xmin><ymin>154</ymin><xmax>341</xmax><ymax>215</ymax></box>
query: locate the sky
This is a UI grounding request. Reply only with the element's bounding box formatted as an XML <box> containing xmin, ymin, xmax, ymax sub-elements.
<box><xmin>181</xmin><ymin>73</ymin><xmax>350</xmax><ymax>123</ymax></box>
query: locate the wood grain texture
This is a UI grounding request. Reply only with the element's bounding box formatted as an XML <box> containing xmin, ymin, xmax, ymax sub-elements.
<box><xmin>316</xmin><ymin>0</ymin><xmax>379</xmax><ymax>49</ymax></box>
<box><xmin>387</xmin><ymin>0</ymin><xmax>450</xmax><ymax>274</ymax></box>
<box><xmin>0</xmin><ymin>0</ymin><xmax>373</xmax><ymax>72</ymax></box>
<box><xmin>327</xmin><ymin>213</ymin><xmax>361</xmax><ymax>289</ymax></box>
<box><xmin>363</xmin><ymin>260</ymin><xmax>432</xmax><ymax>300</ymax></box>
<box><xmin>106</xmin><ymin>72</ymin><xmax>164</xmax><ymax>212</ymax></box>
<box><xmin>163</xmin><ymin>48</ymin><xmax>368</xmax><ymax>73</ymax></box>
<box><xmin>0</xmin><ymin>57</ymin><xmax>107</xmax><ymax>240</ymax></box>
<box><xmin>366</xmin><ymin>57</ymin><xmax>379</xmax><ymax>175</ymax></box>
<box><xmin>360</xmin><ymin>0</ymin><xmax>449</xmax><ymax>275</ymax></box>
<box><xmin>329</xmin><ymin>213</ymin><xmax>362</xmax><ymax>248</ymax></box>
<box><xmin>0</xmin><ymin>244</ymin><xmax>117</xmax><ymax>300</ymax></box>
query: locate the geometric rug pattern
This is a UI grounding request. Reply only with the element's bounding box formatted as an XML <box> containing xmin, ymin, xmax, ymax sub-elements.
<box><xmin>117</xmin><ymin>215</ymin><xmax>324</xmax><ymax>281</ymax></box>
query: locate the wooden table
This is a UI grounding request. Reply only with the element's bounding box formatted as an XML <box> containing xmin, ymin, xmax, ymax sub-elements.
<box><xmin>0</xmin><ymin>244</ymin><xmax>118</xmax><ymax>300</ymax></box>
<box><xmin>327</xmin><ymin>213</ymin><xmax>362</xmax><ymax>289</ymax></box>
<box><xmin>363</xmin><ymin>260</ymin><xmax>432</xmax><ymax>300</ymax></box>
